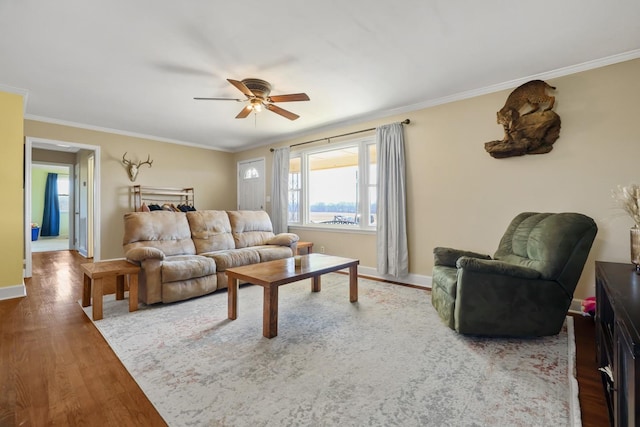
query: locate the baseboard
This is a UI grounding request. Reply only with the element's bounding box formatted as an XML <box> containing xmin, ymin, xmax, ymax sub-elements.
<box><xmin>0</xmin><ymin>282</ymin><xmax>27</xmax><ymax>301</ymax></box>
<box><xmin>357</xmin><ymin>266</ymin><xmax>431</xmax><ymax>288</ymax></box>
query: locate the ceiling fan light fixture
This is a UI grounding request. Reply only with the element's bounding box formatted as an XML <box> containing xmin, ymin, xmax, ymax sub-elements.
<box><xmin>250</xmin><ymin>99</ymin><xmax>263</xmax><ymax>112</ymax></box>
<box><xmin>195</xmin><ymin>77</ymin><xmax>309</xmax><ymax>121</ymax></box>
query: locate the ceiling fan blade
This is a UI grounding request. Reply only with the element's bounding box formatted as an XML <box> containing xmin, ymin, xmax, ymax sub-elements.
<box><xmin>266</xmin><ymin>103</ymin><xmax>300</xmax><ymax>120</ymax></box>
<box><xmin>235</xmin><ymin>104</ymin><xmax>253</xmax><ymax>119</ymax></box>
<box><xmin>193</xmin><ymin>97</ymin><xmax>244</xmax><ymax>101</ymax></box>
<box><xmin>268</xmin><ymin>93</ymin><xmax>310</xmax><ymax>103</ymax></box>
<box><xmin>227</xmin><ymin>79</ymin><xmax>255</xmax><ymax>98</ymax></box>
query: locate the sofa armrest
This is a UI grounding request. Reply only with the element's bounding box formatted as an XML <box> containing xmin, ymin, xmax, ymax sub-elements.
<box><xmin>125</xmin><ymin>246</ymin><xmax>166</xmax><ymax>262</ymax></box>
<box><xmin>433</xmin><ymin>247</ymin><xmax>491</xmax><ymax>267</ymax></box>
<box><xmin>456</xmin><ymin>257</ymin><xmax>541</xmax><ymax>279</ymax></box>
<box><xmin>267</xmin><ymin>233</ymin><xmax>300</xmax><ymax>247</ymax></box>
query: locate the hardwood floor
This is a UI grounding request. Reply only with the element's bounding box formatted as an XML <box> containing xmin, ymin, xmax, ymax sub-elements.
<box><xmin>0</xmin><ymin>251</ymin><xmax>609</xmax><ymax>426</ymax></box>
<box><xmin>0</xmin><ymin>251</ymin><xmax>166</xmax><ymax>427</ymax></box>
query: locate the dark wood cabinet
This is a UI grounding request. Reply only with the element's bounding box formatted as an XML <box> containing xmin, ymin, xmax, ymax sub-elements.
<box><xmin>595</xmin><ymin>261</ymin><xmax>640</xmax><ymax>427</ymax></box>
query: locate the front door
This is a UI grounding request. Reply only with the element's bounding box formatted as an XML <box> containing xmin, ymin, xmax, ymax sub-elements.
<box><xmin>237</xmin><ymin>158</ymin><xmax>265</xmax><ymax>210</ymax></box>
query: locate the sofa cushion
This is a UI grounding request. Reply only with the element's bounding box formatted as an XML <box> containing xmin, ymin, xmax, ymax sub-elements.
<box><xmin>226</xmin><ymin>210</ymin><xmax>276</xmax><ymax>249</ymax></box>
<box><xmin>186</xmin><ymin>210</ymin><xmax>235</xmax><ymax>254</ymax></box>
<box><xmin>202</xmin><ymin>248</ymin><xmax>260</xmax><ymax>271</ymax></box>
<box><xmin>123</xmin><ymin>212</ymin><xmax>196</xmax><ymax>256</ymax></box>
<box><xmin>161</xmin><ymin>255</ymin><xmax>216</xmax><ymax>283</ymax></box>
<box><xmin>162</xmin><ymin>275</ymin><xmax>217</xmax><ymax>304</ymax></box>
<box><xmin>254</xmin><ymin>245</ymin><xmax>294</xmax><ymax>262</ymax></box>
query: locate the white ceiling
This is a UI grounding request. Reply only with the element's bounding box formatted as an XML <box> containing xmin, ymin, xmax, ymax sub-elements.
<box><xmin>1</xmin><ymin>1</ymin><xmax>639</xmax><ymax>152</ymax></box>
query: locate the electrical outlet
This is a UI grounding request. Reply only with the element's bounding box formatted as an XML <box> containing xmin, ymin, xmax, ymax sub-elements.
<box><xmin>320</xmin><ymin>246</ymin><xmax>325</xmax><ymax>254</ymax></box>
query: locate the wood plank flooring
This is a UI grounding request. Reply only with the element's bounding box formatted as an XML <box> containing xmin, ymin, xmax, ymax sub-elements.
<box><xmin>0</xmin><ymin>250</ymin><xmax>608</xmax><ymax>426</ymax></box>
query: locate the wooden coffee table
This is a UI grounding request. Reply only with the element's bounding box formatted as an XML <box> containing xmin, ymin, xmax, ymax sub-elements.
<box><xmin>226</xmin><ymin>253</ymin><xmax>359</xmax><ymax>338</ymax></box>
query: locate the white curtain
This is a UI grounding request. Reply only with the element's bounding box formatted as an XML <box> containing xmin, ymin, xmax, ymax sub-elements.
<box><xmin>271</xmin><ymin>147</ymin><xmax>290</xmax><ymax>234</ymax></box>
<box><xmin>376</xmin><ymin>123</ymin><xmax>408</xmax><ymax>277</ymax></box>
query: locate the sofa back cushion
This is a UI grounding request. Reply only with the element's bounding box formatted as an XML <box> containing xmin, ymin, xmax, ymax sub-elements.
<box><xmin>123</xmin><ymin>211</ymin><xmax>196</xmax><ymax>256</ymax></box>
<box><xmin>226</xmin><ymin>210</ymin><xmax>276</xmax><ymax>249</ymax></box>
<box><xmin>186</xmin><ymin>210</ymin><xmax>235</xmax><ymax>254</ymax></box>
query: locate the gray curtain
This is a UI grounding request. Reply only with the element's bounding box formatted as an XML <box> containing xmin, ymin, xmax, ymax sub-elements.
<box><xmin>271</xmin><ymin>147</ymin><xmax>290</xmax><ymax>234</ymax></box>
<box><xmin>376</xmin><ymin>123</ymin><xmax>408</xmax><ymax>277</ymax></box>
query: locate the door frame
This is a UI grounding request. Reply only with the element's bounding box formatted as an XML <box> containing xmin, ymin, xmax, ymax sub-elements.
<box><xmin>237</xmin><ymin>157</ymin><xmax>266</xmax><ymax>210</ymax></box>
<box><xmin>31</xmin><ymin>161</ymin><xmax>74</xmax><ymax>251</ymax></box>
<box><xmin>24</xmin><ymin>137</ymin><xmax>101</xmax><ymax>277</ymax></box>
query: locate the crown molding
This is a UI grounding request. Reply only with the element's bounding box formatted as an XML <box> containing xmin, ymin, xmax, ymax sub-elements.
<box><xmin>24</xmin><ymin>114</ymin><xmax>232</xmax><ymax>152</ymax></box>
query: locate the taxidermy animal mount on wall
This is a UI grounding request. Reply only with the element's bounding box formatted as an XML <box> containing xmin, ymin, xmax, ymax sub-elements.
<box><xmin>122</xmin><ymin>152</ymin><xmax>153</xmax><ymax>181</ymax></box>
<box><xmin>484</xmin><ymin>80</ymin><xmax>561</xmax><ymax>159</ymax></box>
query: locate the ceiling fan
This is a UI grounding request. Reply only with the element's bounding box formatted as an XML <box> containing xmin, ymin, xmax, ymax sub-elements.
<box><xmin>194</xmin><ymin>78</ymin><xmax>310</xmax><ymax>121</ymax></box>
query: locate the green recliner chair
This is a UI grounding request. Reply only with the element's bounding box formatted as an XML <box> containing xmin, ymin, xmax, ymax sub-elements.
<box><xmin>431</xmin><ymin>212</ymin><xmax>597</xmax><ymax>337</ymax></box>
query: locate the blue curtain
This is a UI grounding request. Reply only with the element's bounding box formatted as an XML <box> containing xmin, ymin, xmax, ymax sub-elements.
<box><xmin>41</xmin><ymin>173</ymin><xmax>60</xmax><ymax>236</ymax></box>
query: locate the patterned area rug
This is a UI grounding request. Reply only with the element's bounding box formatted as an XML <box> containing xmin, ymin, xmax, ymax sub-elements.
<box><xmin>82</xmin><ymin>274</ymin><xmax>580</xmax><ymax>427</ymax></box>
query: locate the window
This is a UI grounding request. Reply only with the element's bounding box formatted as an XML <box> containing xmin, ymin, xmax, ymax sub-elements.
<box><xmin>243</xmin><ymin>167</ymin><xmax>260</xmax><ymax>180</ymax></box>
<box><xmin>58</xmin><ymin>175</ymin><xmax>70</xmax><ymax>213</ymax></box>
<box><xmin>288</xmin><ymin>137</ymin><xmax>376</xmax><ymax>230</ymax></box>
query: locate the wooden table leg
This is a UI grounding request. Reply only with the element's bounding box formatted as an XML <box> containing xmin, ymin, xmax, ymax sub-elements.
<box><xmin>311</xmin><ymin>275</ymin><xmax>321</xmax><ymax>292</ymax></box>
<box><xmin>92</xmin><ymin>277</ymin><xmax>103</xmax><ymax>321</ymax></box>
<box><xmin>128</xmin><ymin>273</ymin><xmax>138</xmax><ymax>312</ymax></box>
<box><xmin>116</xmin><ymin>275</ymin><xmax>125</xmax><ymax>300</ymax></box>
<box><xmin>228</xmin><ymin>277</ymin><xmax>238</xmax><ymax>320</ymax></box>
<box><xmin>263</xmin><ymin>284</ymin><xmax>279</xmax><ymax>338</ymax></box>
<box><xmin>349</xmin><ymin>264</ymin><xmax>358</xmax><ymax>302</ymax></box>
<box><xmin>82</xmin><ymin>274</ymin><xmax>91</xmax><ymax>307</ymax></box>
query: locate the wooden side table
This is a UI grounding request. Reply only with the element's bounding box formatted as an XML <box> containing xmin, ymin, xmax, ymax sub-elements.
<box><xmin>296</xmin><ymin>241</ymin><xmax>313</xmax><ymax>255</ymax></box>
<box><xmin>81</xmin><ymin>260</ymin><xmax>140</xmax><ymax>321</ymax></box>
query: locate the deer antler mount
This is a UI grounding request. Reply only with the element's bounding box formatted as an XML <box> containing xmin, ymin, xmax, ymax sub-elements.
<box><xmin>122</xmin><ymin>152</ymin><xmax>153</xmax><ymax>182</ymax></box>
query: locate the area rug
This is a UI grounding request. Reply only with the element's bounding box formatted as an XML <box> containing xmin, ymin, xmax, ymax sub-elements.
<box><xmin>82</xmin><ymin>274</ymin><xmax>580</xmax><ymax>427</ymax></box>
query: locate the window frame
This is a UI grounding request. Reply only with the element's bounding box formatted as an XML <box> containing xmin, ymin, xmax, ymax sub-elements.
<box><xmin>288</xmin><ymin>136</ymin><xmax>376</xmax><ymax>232</ymax></box>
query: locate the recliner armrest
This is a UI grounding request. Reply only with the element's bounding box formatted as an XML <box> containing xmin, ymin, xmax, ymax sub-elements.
<box><xmin>267</xmin><ymin>233</ymin><xmax>300</xmax><ymax>247</ymax></box>
<box><xmin>125</xmin><ymin>246</ymin><xmax>166</xmax><ymax>262</ymax></box>
<box><xmin>456</xmin><ymin>257</ymin><xmax>541</xmax><ymax>279</ymax></box>
<box><xmin>433</xmin><ymin>247</ymin><xmax>491</xmax><ymax>267</ymax></box>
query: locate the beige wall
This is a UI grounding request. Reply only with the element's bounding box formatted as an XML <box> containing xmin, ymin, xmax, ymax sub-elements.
<box><xmin>25</xmin><ymin>120</ymin><xmax>237</xmax><ymax>259</ymax></box>
<box><xmin>0</xmin><ymin>91</ymin><xmax>24</xmax><ymax>289</ymax></box>
<box><xmin>235</xmin><ymin>58</ymin><xmax>640</xmax><ymax>299</ymax></box>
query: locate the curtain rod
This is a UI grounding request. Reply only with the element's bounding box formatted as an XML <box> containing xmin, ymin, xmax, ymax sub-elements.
<box><xmin>269</xmin><ymin>118</ymin><xmax>410</xmax><ymax>152</ymax></box>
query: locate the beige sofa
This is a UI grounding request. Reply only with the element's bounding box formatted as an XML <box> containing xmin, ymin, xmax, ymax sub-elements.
<box><xmin>122</xmin><ymin>210</ymin><xmax>299</xmax><ymax>304</ymax></box>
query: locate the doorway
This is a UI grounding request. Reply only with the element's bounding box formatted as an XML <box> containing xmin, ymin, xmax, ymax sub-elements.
<box><xmin>24</xmin><ymin>137</ymin><xmax>101</xmax><ymax>278</ymax></box>
<box><xmin>237</xmin><ymin>158</ymin><xmax>266</xmax><ymax>211</ymax></box>
<box><xmin>30</xmin><ymin>163</ymin><xmax>72</xmax><ymax>253</ymax></box>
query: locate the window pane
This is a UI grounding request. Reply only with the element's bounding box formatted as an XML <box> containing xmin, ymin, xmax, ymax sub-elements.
<box><xmin>244</xmin><ymin>167</ymin><xmax>259</xmax><ymax>179</ymax></box>
<box><xmin>368</xmin><ymin>187</ymin><xmax>376</xmax><ymax>226</ymax></box>
<box><xmin>57</xmin><ymin>175</ymin><xmax>69</xmax><ymax>195</ymax></box>
<box><xmin>308</xmin><ymin>147</ymin><xmax>359</xmax><ymax>225</ymax></box>
<box><xmin>58</xmin><ymin>175</ymin><xmax>69</xmax><ymax>213</ymax></box>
